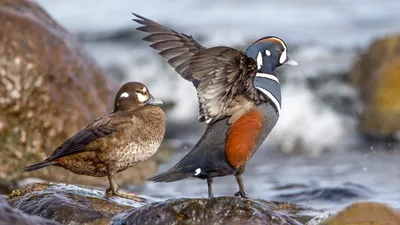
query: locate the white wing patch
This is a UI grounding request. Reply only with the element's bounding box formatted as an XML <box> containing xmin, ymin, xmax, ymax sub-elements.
<box><xmin>194</xmin><ymin>168</ymin><xmax>201</xmax><ymax>176</ymax></box>
<box><xmin>120</xmin><ymin>92</ymin><xmax>129</xmax><ymax>98</ymax></box>
<box><xmin>256</xmin><ymin>52</ymin><xmax>263</xmax><ymax>70</ymax></box>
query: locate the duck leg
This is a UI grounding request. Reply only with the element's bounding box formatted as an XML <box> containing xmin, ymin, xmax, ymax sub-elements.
<box><xmin>106</xmin><ymin>170</ymin><xmax>146</xmax><ymax>202</ymax></box>
<box><xmin>234</xmin><ymin>166</ymin><xmax>249</xmax><ymax>198</ymax></box>
<box><xmin>207</xmin><ymin>178</ymin><xmax>214</xmax><ymax>198</ymax></box>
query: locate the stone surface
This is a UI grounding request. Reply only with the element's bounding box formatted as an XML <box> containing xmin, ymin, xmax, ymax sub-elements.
<box><xmin>0</xmin><ymin>195</ymin><xmax>7</xmax><ymax>204</ymax></box>
<box><xmin>350</xmin><ymin>34</ymin><xmax>400</xmax><ymax>138</ymax></box>
<box><xmin>111</xmin><ymin>197</ymin><xmax>306</xmax><ymax>225</ymax></box>
<box><xmin>0</xmin><ymin>0</ymin><xmax>168</xmax><ymax>191</ymax></box>
<box><xmin>8</xmin><ymin>182</ymin><xmax>147</xmax><ymax>225</ymax></box>
<box><xmin>321</xmin><ymin>202</ymin><xmax>400</xmax><ymax>225</ymax></box>
<box><xmin>0</xmin><ymin>202</ymin><xmax>60</xmax><ymax>225</ymax></box>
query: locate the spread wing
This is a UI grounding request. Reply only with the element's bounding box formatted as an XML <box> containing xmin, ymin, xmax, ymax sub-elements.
<box><xmin>189</xmin><ymin>46</ymin><xmax>258</xmax><ymax>123</ymax></box>
<box><xmin>132</xmin><ymin>13</ymin><xmax>206</xmax><ymax>83</ymax></box>
<box><xmin>45</xmin><ymin>113</ymin><xmax>124</xmax><ymax>161</ymax></box>
<box><xmin>132</xmin><ymin>14</ymin><xmax>258</xmax><ymax>124</ymax></box>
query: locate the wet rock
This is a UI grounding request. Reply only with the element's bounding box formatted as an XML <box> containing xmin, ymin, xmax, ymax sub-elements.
<box><xmin>111</xmin><ymin>197</ymin><xmax>306</xmax><ymax>225</ymax></box>
<box><xmin>0</xmin><ymin>0</ymin><xmax>164</xmax><ymax>189</ymax></box>
<box><xmin>8</xmin><ymin>182</ymin><xmax>146</xmax><ymax>225</ymax></box>
<box><xmin>320</xmin><ymin>202</ymin><xmax>400</xmax><ymax>225</ymax></box>
<box><xmin>0</xmin><ymin>195</ymin><xmax>7</xmax><ymax>204</ymax></box>
<box><xmin>350</xmin><ymin>34</ymin><xmax>400</xmax><ymax>139</ymax></box>
<box><xmin>0</xmin><ymin>202</ymin><xmax>60</xmax><ymax>225</ymax></box>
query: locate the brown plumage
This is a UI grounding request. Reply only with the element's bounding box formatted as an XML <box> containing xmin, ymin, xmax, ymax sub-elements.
<box><xmin>24</xmin><ymin>82</ymin><xmax>166</xmax><ymax>202</ymax></box>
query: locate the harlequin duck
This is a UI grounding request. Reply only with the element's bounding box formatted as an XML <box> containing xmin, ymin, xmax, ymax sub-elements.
<box><xmin>23</xmin><ymin>82</ymin><xmax>166</xmax><ymax>202</ymax></box>
<box><xmin>132</xmin><ymin>14</ymin><xmax>297</xmax><ymax>198</ymax></box>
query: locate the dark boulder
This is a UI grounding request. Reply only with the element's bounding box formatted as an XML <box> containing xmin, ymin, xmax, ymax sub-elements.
<box><xmin>0</xmin><ymin>202</ymin><xmax>60</xmax><ymax>225</ymax></box>
<box><xmin>111</xmin><ymin>197</ymin><xmax>306</xmax><ymax>225</ymax></box>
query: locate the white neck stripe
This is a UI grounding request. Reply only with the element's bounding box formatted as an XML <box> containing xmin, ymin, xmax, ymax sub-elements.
<box><xmin>255</xmin><ymin>73</ymin><xmax>280</xmax><ymax>84</ymax></box>
<box><xmin>256</xmin><ymin>87</ymin><xmax>281</xmax><ymax>115</ymax></box>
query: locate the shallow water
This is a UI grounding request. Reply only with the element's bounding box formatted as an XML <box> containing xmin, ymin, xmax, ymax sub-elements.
<box><xmin>36</xmin><ymin>0</ymin><xmax>400</xmax><ymax>213</ymax></box>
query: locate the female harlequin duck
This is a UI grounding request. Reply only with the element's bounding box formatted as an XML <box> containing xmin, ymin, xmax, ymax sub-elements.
<box><xmin>24</xmin><ymin>82</ymin><xmax>166</xmax><ymax>202</ymax></box>
<box><xmin>132</xmin><ymin>14</ymin><xmax>297</xmax><ymax>198</ymax></box>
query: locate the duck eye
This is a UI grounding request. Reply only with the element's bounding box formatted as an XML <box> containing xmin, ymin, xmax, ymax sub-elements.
<box><xmin>136</xmin><ymin>90</ymin><xmax>141</xmax><ymax>93</ymax></box>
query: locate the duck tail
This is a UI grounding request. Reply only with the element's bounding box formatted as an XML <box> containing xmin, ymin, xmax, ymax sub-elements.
<box><xmin>23</xmin><ymin>161</ymin><xmax>54</xmax><ymax>172</ymax></box>
<box><xmin>147</xmin><ymin>169</ymin><xmax>192</xmax><ymax>183</ymax></box>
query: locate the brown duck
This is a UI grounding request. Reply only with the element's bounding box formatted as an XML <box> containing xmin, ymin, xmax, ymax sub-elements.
<box><xmin>132</xmin><ymin>14</ymin><xmax>297</xmax><ymax>198</ymax></box>
<box><xmin>24</xmin><ymin>82</ymin><xmax>166</xmax><ymax>202</ymax></box>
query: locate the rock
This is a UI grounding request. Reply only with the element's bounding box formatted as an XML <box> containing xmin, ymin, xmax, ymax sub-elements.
<box><xmin>8</xmin><ymin>182</ymin><xmax>147</xmax><ymax>225</ymax></box>
<box><xmin>0</xmin><ymin>195</ymin><xmax>7</xmax><ymax>204</ymax></box>
<box><xmin>111</xmin><ymin>197</ymin><xmax>306</xmax><ymax>225</ymax></box>
<box><xmin>350</xmin><ymin>34</ymin><xmax>400</xmax><ymax>138</ymax></box>
<box><xmin>321</xmin><ymin>202</ymin><xmax>400</xmax><ymax>225</ymax></box>
<box><xmin>0</xmin><ymin>202</ymin><xmax>60</xmax><ymax>225</ymax></box>
<box><xmin>0</xmin><ymin>0</ymin><xmax>165</xmax><ymax>190</ymax></box>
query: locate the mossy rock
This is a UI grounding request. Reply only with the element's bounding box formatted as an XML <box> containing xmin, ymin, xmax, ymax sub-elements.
<box><xmin>350</xmin><ymin>34</ymin><xmax>400</xmax><ymax>137</ymax></box>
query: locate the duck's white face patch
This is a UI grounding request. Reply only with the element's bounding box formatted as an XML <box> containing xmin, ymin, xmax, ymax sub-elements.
<box><xmin>120</xmin><ymin>92</ymin><xmax>129</xmax><ymax>98</ymax></box>
<box><xmin>194</xmin><ymin>168</ymin><xmax>201</xmax><ymax>176</ymax></box>
<box><xmin>142</xmin><ymin>86</ymin><xmax>147</xmax><ymax>92</ymax></box>
<box><xmin>265</xmin><ymin>50</ymin><xmax>271</xmax><ymax>56</ymax></box>
<box><xmin>279</xmin><ymin>48</ymin><xmax>287</xmax><ymax>64</ymax></box>
<box><xmin>257</xmin><ymin>52</ymin><xmax>263</xmax><ymax>70</ymax></box>
<box><xmin>136</xmin><ymin>92</ymin><xmax>149</xmax><ymax>102</ymax></box>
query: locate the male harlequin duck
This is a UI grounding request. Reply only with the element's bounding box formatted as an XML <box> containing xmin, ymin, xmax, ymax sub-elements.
<box><xmin>132</xmin><ymin>14</ymin><xmax>297</xmax><ymax>198</ymax></box>
<box><xmin>24</xmin><ymin>82</ymin><xmax>166</xmax><ymax>202</ymax></box>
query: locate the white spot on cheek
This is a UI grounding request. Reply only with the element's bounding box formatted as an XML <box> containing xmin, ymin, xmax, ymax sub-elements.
<box><xmin>120</xmin><ymin>92</ymin><xmax>129</xmax><ymax>98</ymax></box>
<box><xmin>142</xmin><ymin>86</ymin><xmax>147</xmax><ymax>92</ymax></box>
<box><xmin>257</xmin><ymin>52</ymin><xmax>263</xmax><ymax>70</ymax></box>
<box><xmin>265</xmin><ymin>50</ymin><xmax>271</xmax><ymax>56</ymax></box>
<box><xmin>279</xmin><ymin>48</ymin><xmax>287</xmax><ymax>64</ymax></box>
<box><xmin>136</xmin><ymin>93</ymin><xmax>148</xmax><ymax>102</ymax></box>
<box><xmin>194</xmin><ymin>168</ymin><xmax>201</xmax><ymax>176</ymax></box>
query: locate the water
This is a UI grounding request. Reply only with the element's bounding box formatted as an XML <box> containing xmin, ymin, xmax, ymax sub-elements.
<box><xmin>36</xmin><ymin>0</ymin><xmax>400</xmax><ymax>213</ymax></box>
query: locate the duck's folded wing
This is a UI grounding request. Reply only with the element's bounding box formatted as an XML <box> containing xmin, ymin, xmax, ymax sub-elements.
<box><xmin>46</xmin><ymin>114</ymin><xmax>122</xmax><ymax>161</ymax></box>
<box><xmin>132</xmin><ymin>13</ymin><xmax>205</xmax><ymax>83</ymax></box>
<box><xmin>188</xmin><ymin>46</ymin><xmax>258</xmax><ymax>124</ymax></box>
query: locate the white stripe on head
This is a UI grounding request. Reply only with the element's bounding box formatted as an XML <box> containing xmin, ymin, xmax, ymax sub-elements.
<box><xmin>279</xmin><ymin>49</ymin><xmax>287</xmax><ymax>64</ymax></box>
<box><xmin>256</xmin><ymin>87</ymin><xmax>281</xmax><ymax>115</ymax></box>
<box><xmin>255</xmin><ymin>72</ymin><xmax>280</xmax><ymax>84</ymax></box>
<box><xmin>256</xmin><ymin>52</ymin><xmax>263</xmax><ymax>70</ymax></box>
<box><xmin>269</xmin><ymin>37</ymin><xmax>288</xmax><ymax>64</ymax></box>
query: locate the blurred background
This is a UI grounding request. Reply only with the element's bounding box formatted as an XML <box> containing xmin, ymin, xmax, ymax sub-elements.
<box><xmin>1</xmin><ymin>0</ymin><xmax>400</xmax><ymax>213</ymax></box>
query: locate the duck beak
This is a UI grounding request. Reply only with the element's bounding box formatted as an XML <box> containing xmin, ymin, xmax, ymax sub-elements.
<box><xmin>145</xmin><ymin>95</ymin><xmax>163</xmax><ymax>105</ymax></box>
<box><xmin>284</xmin><ymin>57</ymin><xmax>298</xmax><ymax>66</ymax></box>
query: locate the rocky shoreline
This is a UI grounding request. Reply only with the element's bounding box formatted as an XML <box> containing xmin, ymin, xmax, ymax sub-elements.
<box><xmin>0</xmin><ymin>182</ymin><xmax>399</xmax><ymax>225</ymax></box>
